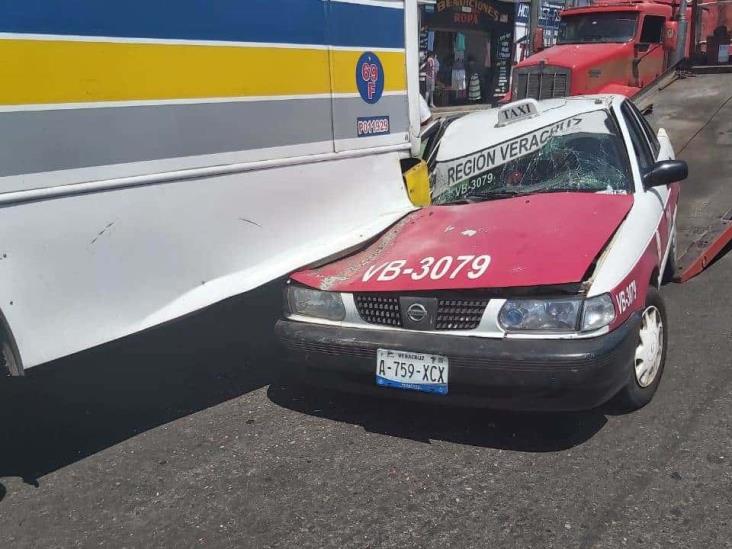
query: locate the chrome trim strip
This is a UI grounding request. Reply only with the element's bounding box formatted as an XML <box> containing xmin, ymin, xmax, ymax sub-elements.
<box><xmin>476</xmin><ymin>298</ymin><xmax>506</xmax><ymax>337</ymax></box>
<box><xmin>504</xmin><ymin>326</ymin><xmax>610</xmax><ymax>340</ymax></box>
<box><xmin>0</xmin><ymin>142</ymin><xmax>411</xmax><ymax>206</ymax></box>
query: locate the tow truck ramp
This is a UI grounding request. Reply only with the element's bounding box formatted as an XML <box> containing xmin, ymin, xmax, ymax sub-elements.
<box><xmin>639</xmin><ymin>71</ymin><xmax>732</xmax><ymax>282</ymax></box>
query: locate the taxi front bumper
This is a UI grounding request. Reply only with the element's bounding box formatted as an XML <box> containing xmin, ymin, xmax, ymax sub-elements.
<box><xmin>275</xmin><ymin>313</ymin><xmax>641</xmax><ymax>411</ymax></box>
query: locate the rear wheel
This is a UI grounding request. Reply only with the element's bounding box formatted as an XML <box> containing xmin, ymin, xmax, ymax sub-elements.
<box><xmin>613</xmin><ymin>287</ymin><xmax>668</xmax><ymax>411</ymax></box>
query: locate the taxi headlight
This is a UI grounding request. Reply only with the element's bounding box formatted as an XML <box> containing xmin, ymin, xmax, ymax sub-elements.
<box><xmin>286</xmin><ymin>285</ymin><xmax>346</xmax><ymax>321</ymax></box>
<box><xmin>499</xmin><ymin>298</ymin><xmax>582</xmax><ymax>332</ymax></box>
<box><xmin>581</xmin><ymin>294</ymin><xmax>616</xmax><ymax>331</ymax></box>
<box><xmin>499</xmin><ymin>295</ymin><xmax>616</xmax><ymax>333</ymax></box>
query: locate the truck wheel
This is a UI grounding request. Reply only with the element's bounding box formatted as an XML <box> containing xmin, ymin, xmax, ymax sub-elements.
<box><xmin>614</xmin><ymin>287</ymin><xmax>668</xmax><ymax>411</ymax></box>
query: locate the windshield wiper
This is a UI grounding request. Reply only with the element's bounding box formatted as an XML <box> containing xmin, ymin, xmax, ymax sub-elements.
<box><xmin>440</xmin><ymin>190</ymin><xmax>524</xmax><ymax>205</ymax></box>
<box><xmin>521</xmin><ymin>187</ymin><xmax>605</xmax><ymax>196</ymax></box>
<box><xmin>439</xmin><ymin>187</ymin><xmax>609</xmax><ymax>205</ymax></box>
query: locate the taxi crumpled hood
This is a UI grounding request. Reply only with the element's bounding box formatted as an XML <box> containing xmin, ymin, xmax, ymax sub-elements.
<box><xmin>291</xmin><ymin>193</ymin><xmax>634</xmax><ymax>292</ymax></box>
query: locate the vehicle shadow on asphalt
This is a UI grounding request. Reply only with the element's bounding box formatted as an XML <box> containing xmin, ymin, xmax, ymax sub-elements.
<box><xmin>267</xmin><ymin>382</ymin><xmax>609</xmax><ymax>452</ymax></box>
<box><xmin>0</xmin><ymin>281</ymin><xmax>284</xmax><ymax>488</ymax></box>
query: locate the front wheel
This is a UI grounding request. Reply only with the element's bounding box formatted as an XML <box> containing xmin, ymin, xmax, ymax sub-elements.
<box><xmin>613</xmin><ymin>287</ymin><xmax>668</xmax><ymax>411</ymax></box>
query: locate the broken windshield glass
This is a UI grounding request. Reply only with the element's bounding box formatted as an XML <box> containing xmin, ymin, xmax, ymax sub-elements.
<box><xmin>432</xmin><ymin>110</ymin><xmax>632</xmax><ymax>205</ymax></box>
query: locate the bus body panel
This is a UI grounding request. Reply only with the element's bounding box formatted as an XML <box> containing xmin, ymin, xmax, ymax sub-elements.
<box><xmin>0</xmin><ymin>0</ymin><xmax>420</xmax><ymax>369</ymax></box>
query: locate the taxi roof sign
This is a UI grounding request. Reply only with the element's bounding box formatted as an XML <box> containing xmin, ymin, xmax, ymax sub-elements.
<box><xmin>496</xmin><ymin>99</ymin><xmax>541</xmax><ymax>127</ymax></box>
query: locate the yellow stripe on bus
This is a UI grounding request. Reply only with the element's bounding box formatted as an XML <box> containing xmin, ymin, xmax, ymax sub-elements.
<box><xmin>329</xmin><ymin>49</ymin><xmax>406</xmax><ymax>96</ymax></box>
<box><xmin>0</xmin><ymin>38</ymin><xmax>407</xmax><ymax>105</ymax></box>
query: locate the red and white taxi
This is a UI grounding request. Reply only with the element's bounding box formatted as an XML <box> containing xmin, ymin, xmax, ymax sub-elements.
<box><xmin>275</xmin><ymin>96</ymin><xmax>687</xmax><ymax>411</ymax></box>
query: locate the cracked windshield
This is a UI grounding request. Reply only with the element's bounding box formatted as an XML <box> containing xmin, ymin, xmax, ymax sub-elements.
<box><xmin>432</xmin><ymin>109</ymin><xmax>632</xmax><ymax>205</ymax></box>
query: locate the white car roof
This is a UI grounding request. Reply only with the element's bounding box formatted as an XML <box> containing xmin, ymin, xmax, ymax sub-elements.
<box><xmin>436</xmin><ymin>94</ymin><xmax>624</xmax><ymax>163</ymax></box>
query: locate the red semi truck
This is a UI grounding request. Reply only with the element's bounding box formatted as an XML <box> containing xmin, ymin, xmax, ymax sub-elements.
<box><xmin>506</xmin><ymin>0</ymin><xmax>732</xmax><ymax>283</ymax></box>
<box><xmin>510</xmin><ymin>0</ymin><xmax>722</xmax><ymax>100</ymax></box>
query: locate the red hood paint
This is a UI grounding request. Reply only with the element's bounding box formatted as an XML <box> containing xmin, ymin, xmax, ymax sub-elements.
<box><xmin>515</xmin><ymin>42</ymin><xmax>631</xmax><ymax>73</ymax></box>
<box><xmin>292</xmin><ymin>193</ymin><xmax>633</xmax><ymax>292</ymax></box>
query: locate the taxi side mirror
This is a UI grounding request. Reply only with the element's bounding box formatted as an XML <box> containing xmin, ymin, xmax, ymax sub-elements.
<box><xmin>643</xmin><ymin>160</ymin><xmax>688</xmax><ymax>189</ymax></box>
<box><xmin>402</xmin><ymin>159</ymin><xmax>432</xmax><ymax>206</ymax></box>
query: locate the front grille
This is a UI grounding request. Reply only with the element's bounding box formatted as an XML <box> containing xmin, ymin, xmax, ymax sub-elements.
<box><xmin>354</xmin><ymin>294</ymin><xmax>489</xmax><ymax>331</ymax></box>
<box><xmin>436</xmin><ymin>299</ymin><xmax>489</xmax><ymax>330</ymax></box>
<box><xmin>515</xmin><ymin>68</ymin><xmax>570</xmax><ymax>100</ymax></box>
<box><xmin>354</xmin><ymin>294</ymin><xmax>402</xmax><ymax>327</ymax></box>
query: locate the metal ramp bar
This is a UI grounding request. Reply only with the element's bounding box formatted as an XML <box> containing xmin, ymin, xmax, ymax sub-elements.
<box><xmin>642</xmin><ymin>72</ymin><xmax>732</xmax><ymax>283</ymax></box>
<box><xmin>676</xmin><ymin>209</ymin><xmax>732</xmax><ymax>282</ymax></box>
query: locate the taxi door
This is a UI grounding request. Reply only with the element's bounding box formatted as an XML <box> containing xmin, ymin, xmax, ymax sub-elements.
<box><xmin>621</xmin><ymin>100</ymin><xmax>675</xmax><ymax>270</ymax></box>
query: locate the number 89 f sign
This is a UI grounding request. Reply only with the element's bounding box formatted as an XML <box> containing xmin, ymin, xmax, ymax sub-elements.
<box><xmin>356</xmin><ymin>52</ymin><xmax>384</xmax><ymax>104</ymax></box>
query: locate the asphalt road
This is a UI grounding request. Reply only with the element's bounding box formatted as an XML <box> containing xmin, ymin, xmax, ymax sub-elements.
<box><xmin>2</xmin><ymin>77</ymin><xmax>732</xmax><ymax>548</ymax></box>
<box><xmin>2</xmin><ymin>252</ymin><xmax>731</xmax><ymax>548</ymax></box>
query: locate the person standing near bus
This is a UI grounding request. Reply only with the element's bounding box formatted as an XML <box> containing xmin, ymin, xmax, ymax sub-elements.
<box><xmin>425</xmin><ymin>52</ymin><xmax>439</xmax><ymax>107</ymax></box>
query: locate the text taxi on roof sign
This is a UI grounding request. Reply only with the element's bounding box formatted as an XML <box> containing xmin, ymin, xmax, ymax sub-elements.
<box><xmin>276</xmin><ymin>95</ymin><xmax>689</xmax><ymax>412</ymax></box>
<box><xmin>495</xmin><ymin>98</ymin><xmax>541</xmax><ymax>126</ymax></box>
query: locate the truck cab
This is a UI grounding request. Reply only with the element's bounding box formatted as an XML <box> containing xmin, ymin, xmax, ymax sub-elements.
<box><xmin>512</xmin><ymin>0</ymin><xmax>683</xmax><ymax>100</ymax></box>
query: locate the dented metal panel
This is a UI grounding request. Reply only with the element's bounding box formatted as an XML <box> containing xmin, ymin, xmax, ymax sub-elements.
<box><xmin>291</xmin><ymin>193</ymin><xmax>634</xmax><ymax>292</ymax></box>
<box><xmin>0</xmin><ymin>152</ymin><xmax>415</xmax><ymax>368</ymax></box>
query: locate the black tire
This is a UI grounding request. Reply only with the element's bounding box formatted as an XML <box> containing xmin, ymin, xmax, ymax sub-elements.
<box><xmin>613</xmin><ymin>287</ymin><xmax>668</xmax><ymax>411</ymax></box>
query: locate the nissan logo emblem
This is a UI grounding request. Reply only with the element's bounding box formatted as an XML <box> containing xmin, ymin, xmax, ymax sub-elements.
<box><xmin>407</xmin><ymin>303</ymin><xmax>428</xmax><ymax>323</ymax></box>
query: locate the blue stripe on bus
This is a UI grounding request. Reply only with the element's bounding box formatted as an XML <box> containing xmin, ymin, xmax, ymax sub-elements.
<box><xmin>0</xmin><ymin>0</ymin><xmax>405</xmax><ymax>49</ymax></box>
<box><xmin>328</xmin><ymin>1</ymin><xmax>405</xmax><ymax>50</ymax></box>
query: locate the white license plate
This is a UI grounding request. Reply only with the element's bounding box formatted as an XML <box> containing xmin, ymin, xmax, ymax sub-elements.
<box><xmin>376</xmin><ymin>349</ymin><xmax>448</xmax><ymax>395</ymax></box>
